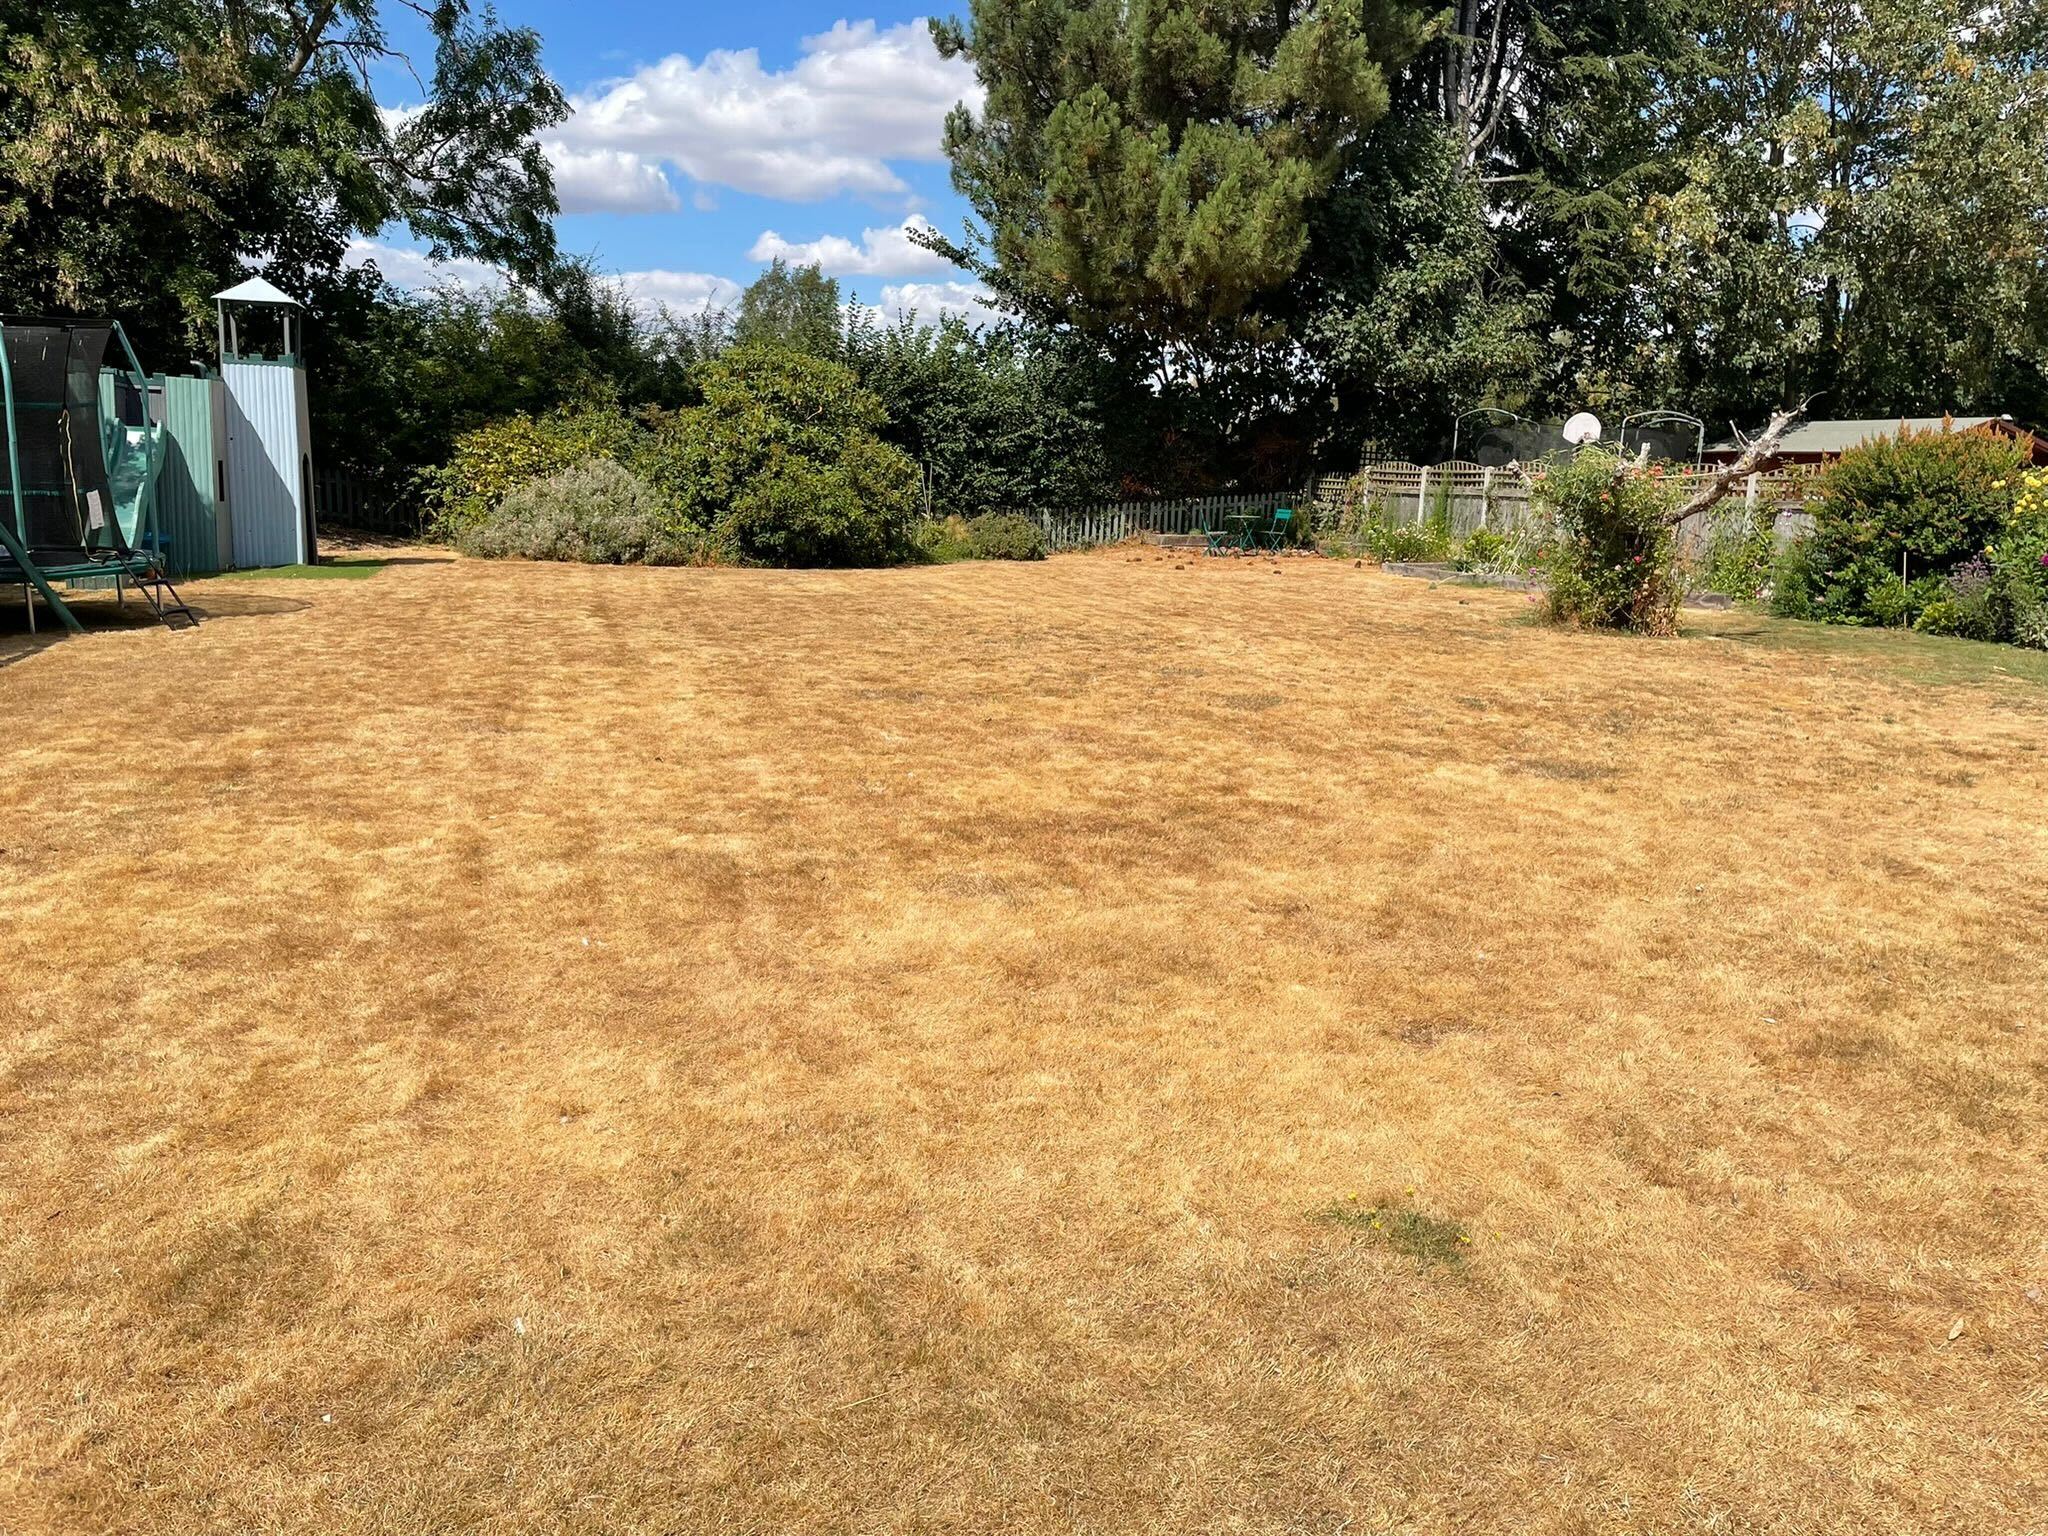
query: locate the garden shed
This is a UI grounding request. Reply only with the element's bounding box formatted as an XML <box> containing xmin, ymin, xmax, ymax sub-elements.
<box><xmin>1704</xmin><ymin>415</ymin><xmax>2048</xmax><ymax>468</ymax></box>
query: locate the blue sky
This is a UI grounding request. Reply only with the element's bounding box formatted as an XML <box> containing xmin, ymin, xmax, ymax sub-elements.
<box><xmin>357</xmin><ymin>1</ymin><xmax>991</xmax><ymax>321</ymax></box>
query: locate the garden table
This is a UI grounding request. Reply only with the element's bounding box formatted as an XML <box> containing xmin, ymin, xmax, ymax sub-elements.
<box><xmin>1223</xmin><ymin>512</ymin><xmax>1262</xmax><ymax>551</ymax></box>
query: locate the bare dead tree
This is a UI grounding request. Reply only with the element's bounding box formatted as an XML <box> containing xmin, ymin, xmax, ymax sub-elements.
<box><xmin>1664</xmin><ymin>403</ymin><xmax>1808</xmax><ymax>525</ymax></box>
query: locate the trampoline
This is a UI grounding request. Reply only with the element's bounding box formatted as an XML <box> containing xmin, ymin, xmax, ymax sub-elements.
<box><xmin>0</xmin><ymin>315</ymin><xmax>193</xmax><ymax>632</ymax></box>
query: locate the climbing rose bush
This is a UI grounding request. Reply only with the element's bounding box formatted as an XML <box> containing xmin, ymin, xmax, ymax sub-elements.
<box><xmin>1531</xmin><ymin>448</ymin><xmax>1685</xmax><ymax>635</ymax></box>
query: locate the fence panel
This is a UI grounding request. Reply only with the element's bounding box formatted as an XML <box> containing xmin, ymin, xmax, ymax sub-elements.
<box><xmin>312</xmin><ymin>468</ymin><xmax>420</xmax><ymax>537</ymax></box>
<box><xmin>1032</xmin><ymin>489</ymin><xmax>1310</xmax><ymax>550</ymax></box>
<box><xmin>1330</xmin><ymin>461</ymin><xmax>1810</xmax><ymax>551</ymax></box>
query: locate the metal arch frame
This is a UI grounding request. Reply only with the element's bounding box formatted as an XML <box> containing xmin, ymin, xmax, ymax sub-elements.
<box><xmin>1618</xmin><ymin>409</ymin><xmax>1706</xmax><ymax>464</ymax></box>
<box><xmin>1451</xmin><ymin>407</ymin><xmax>1529</xmax><ymax>461</ymax></box>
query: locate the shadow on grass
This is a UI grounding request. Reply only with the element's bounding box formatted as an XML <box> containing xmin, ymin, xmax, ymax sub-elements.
<box><xmin>1686</xmin><ymin>609</ymin><xmax>2048</xmax><ymax>689</ymax></box>
<box><xmin>0</xmin><ymin>587</ymin><xmax>310</xmax><ymax>666</ymax></box>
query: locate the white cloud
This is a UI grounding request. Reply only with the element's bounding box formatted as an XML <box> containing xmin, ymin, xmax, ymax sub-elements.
<box><xmin>344</xmin><ymin>239</ymin><xmax>504</xmax><ymax>292</ymax></box>
<box><xmin>544</xmin><ymin>143</ymin><xmax>680</xmax><ymax>214</ymax></box>
<box><xmin>343</xmin><ymin>242</ymin><xmax>740</xmax><ymax>322</ymax></box>
<box><xmin>873</xmin><ymin>279</ymin><xmax>1002</xmax><ymax>327</ymax></box>
<box><xmin>748</xmin><ymin>214</ymin><xmax>954</xmax><ymax>277</ymax></box>
<box><xmin>618</xmin><ymin>269</ymin><xmax>745</xmax><ymax>316</ymax></box>
<box><xmin>557</xmin><ymin>19</ymin><xmax>981</xmax><ymax>202</ymax></box>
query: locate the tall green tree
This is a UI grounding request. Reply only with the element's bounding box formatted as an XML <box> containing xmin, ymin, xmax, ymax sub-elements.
<box><xmin>0</xmin><ymin>0</ymin><xmax>565</xmax><ymax>364</ymax></box>
<box><xmin>1638</xmin><ymin>0</ymin><xmax>2048</xmax><ymax>425</ymax></box>
<box><xmin>843</xmin><ymin>309</ymin><xmax>1116</xmax><ymax>512</ymax></box>
<box><xmin>928</xmin><ymin>0</ymin><xmax>1425</xmax><ymax>387</ymax></box>
<box><xmin>733</xmin><ymin>259</ymin><xmax>844</xmax><ymax>357</ymax></box>
<box><xmin>1300</xmin><ymin>117</ymin><xmax>1540</xmax><ymax>459</ymax></box>
<box><xmin>1391</xmin><ymin>0</ymin><xmax>1704</xmax><ymax>418</ymax></box>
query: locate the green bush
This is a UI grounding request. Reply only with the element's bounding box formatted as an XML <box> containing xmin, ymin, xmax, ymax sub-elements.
<box><xmin>964</xmin><ymin>512</ymin><xmax>1047</xmax><ymax>560</ymax></box>
<box><xmin>1370</xmin><ymin>520</ymin><xmax>1451</xmax><ymax>562</ymax></box>
<box><xmin>1323</xmin><ymin>507</ymin><xmax>1452</xmax><ymax>563</ymax></box>
<box><xmin>1314</xmin><ymin>495</ymin><xmax>1452</xmax><ymax>563</ymax></box>
<box><xmin>426</xmin><ymin>407</ymin><xmax>637</xmax><ymax>539</ymax></box>
<box><xmin>1453</xmin><ymin>526</ymin><xmax>1507</xmax><ymax>572</ymax></box>
<box><xmin>913</xmin><ymin>514</ymin><xmax>976</xmax><ymax>562</ymax></box>
<box><xmin>1767</xmin><ymin>537</ymin><xmax>1817</xmax><ymax>618</ymax></box>
<box><xmin>637</xmin><ymin>347</ymin><xmax>919</xmax><ymax>566</ymax></box>
<box><xmin>1913</xmin><ymin>558</ymin><xmax>2000</xmax><ymax>640</ymax></box>
<box><xmin>1805</xmin><ymin>426</ymin><xmax>2024</xmax><ymax>626</ymax></box>
<box><xmin>1695</xmin><ymin>506</ymin><xmax>1778</xmax><ymax>600</ymax></box>
<box><xmin>1983</xmin><ymin>474</ymin><xmax>2048</xmax><ymax>646</ymax></box>
<box><xmin>1530</xmin><ymin>448</ymin><xmax>1684</xmax><ymax>634</ymax></box>
<box><xmin>455</xmin><ymin>459</ymin><xmax>708</xmax><ymax>565</ymax></box>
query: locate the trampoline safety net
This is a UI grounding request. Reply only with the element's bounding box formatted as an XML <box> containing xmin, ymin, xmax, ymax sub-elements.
<box><xmin>1</xmin><ymin>319</ymin><xmax>120</xmax><ymax>561</ymax></box>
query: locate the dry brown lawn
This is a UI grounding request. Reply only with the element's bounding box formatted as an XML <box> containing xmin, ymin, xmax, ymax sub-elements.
<box><xmin>3</xmin><ymin>549</ymin><xmax>2046</xmax><ymax>1534</ymax></box>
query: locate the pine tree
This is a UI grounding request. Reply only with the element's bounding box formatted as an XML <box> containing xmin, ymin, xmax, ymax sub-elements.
<box><xmin>928</xmin><ymin>0</ymin><xmax>1425</xmax><ymax>382</ymax></box>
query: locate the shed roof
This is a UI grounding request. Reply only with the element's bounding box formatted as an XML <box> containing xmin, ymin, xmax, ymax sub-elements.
<box><xmin>1705</xmin><ymin>417</ymin><xmax>2004</xmax><ymax>457</ymax></box>
<box><xmin>212</xmin><ymin>276</ymin><xmax>301</xmax><ymax>307</ymax></box>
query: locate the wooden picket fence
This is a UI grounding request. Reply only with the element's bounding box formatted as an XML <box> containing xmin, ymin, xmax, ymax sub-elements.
<box><xmin>1033</xmin><ymin>490</ymin><xmax>1306</xmax><ymax>550</ymax></box>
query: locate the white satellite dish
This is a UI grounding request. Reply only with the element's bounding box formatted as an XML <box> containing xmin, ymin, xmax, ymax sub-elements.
<box><xmin>1562</xmin><ymin>411</ymin><xmax>1603</xmax><ymax>446</ymax></box>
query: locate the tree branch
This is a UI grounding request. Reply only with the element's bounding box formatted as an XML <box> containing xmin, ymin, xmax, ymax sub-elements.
<box><xmin>1664</xmin><ymin>401</ymin><xmax>1808</xmax><ymax>525</ymax></box>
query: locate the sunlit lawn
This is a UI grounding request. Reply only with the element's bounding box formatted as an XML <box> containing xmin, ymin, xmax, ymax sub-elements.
<box><xmin>3</xmin><ymin>548</ymin><xmax>2043</xmax><ymax>1533</ymax></box>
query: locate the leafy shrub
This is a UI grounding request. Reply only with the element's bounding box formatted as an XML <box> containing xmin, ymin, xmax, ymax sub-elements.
<box><xmin>1454</xmin><ymin>522</ymin><xmax>1544</xmax><ymax>577</ymax></box>
<box><xmin>1985</xmin><ymin>468</ymin><xmax>2048</xmax><ymax>647</ymax></box>
<box><xmin>1369</xmin><ymin>519</ymin><xmax>1452</xmax><ymax>562</ymax></box>
<box><xmin>1805</xmin><ymin>426</ymin><xmax>2024</xmax><ymax>626</ymax></box>
<box><xmin>1530</xmin><ymin>448</ymin><xmax>1684</xmax><ymax>634</ymax></box>
<box><xmin>1308</xmin><ymin>487</ymin><xmax>1357</xmax><ymax>542</ymax></box>
<box><xmin>427</xmin><ymin>407</ymin><xmax>637</xmax><ymax>539</ymax></box>
<box><xmin>1767</xmin><ymin>537</ymin><xmax>1817</xmax><ymax>618</ymax></box>
<box><xmin>455</xmin><ymin>459</ymin><xmax>707</xmax><ymax>565</ymax></box>
<box><xmin>637</xmin><ymin>347</ymin><xmax>919</xmax><ymax>566</ymax></box>
<box><xmin>1695</xmin><ymin>506</ymin><xmax>1778</xmax><ymax>600</ymax></box>
<box><xmin>1914</xmin><ymin>556</ymin><xmax>1998</xmax><ymax>639</ymax></box>
<box><xmin>1454</xmin><ymin>526</ymin><xmax>1508</xmax><ymax>572</ymax></box>
<box><xmin>1314</xmin><ymin>495</ymin><xmax>1452</xmax><ymax>563</ymax></box>
<box><xmin>964</xmin><ymin>512</ymin><xmax>1047</xmax><ymax>560</ymax></box>
<box><xmin>913</xmin><ymin>514</ymin><xmax>975</xmax><ymax>562</ymax></box>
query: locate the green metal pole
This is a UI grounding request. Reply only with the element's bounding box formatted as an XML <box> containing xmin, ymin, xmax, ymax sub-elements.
<box><xmin>0</xmin><ymin>322</ymin><xmax>26</xmax><ymax>545</ymax></box>
<box><xmin>0</xmin><ymin>324</ymin><xmax>84</xmax><ymax>633</ymax></box>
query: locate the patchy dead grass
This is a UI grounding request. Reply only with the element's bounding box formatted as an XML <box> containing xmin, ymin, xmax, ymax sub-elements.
<box><xmin>3</xmin><ymin>547</ymin><xmax>2047</xmax><ymax>1533</ymax></box>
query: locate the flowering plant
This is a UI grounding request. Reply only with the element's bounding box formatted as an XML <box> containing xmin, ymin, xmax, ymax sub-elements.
<box><xmin>1530</xmin><ymin>447</ymin><xmax>1684</xmax><ymax>634</ymax></box>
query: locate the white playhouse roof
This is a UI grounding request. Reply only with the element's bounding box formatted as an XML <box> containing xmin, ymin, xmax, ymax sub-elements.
<box><xmin>212</xmin><ymin>277</ymin><xmax>302</xmax><ymax>307</ymax></box>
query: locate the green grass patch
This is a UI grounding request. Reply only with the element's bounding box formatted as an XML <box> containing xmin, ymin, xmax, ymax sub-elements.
<box><xmin>1686</xmin><ymin>609</ymin><xmax>2048</xmax><ymax>689</ymax></box>
<box><xmin>228</xmin><ymin>558</ymin><xmax>387</xmax><ymax>581</ymax></box>
<box><xmin>1320</xmin><ymin>1198</ymin><xmax>1471</xmax><ymax>1267</ymax></box>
